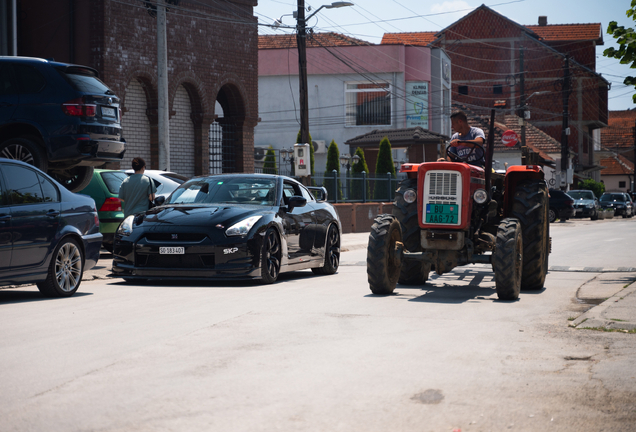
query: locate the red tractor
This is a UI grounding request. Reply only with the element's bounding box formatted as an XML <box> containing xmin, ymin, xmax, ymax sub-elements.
<box><xmin>367</xmin><ymin>113</ymin><xmax>550</xmax><ymax>300</ymax></box>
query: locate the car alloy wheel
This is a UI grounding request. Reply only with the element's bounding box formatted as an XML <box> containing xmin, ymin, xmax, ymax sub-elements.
<box><xmin>55</xmin><ymin>242</ymin><xmax>83</xmax><ymax>292</ymax></box>
<box><xmin>261</xmin><ymin>228</ymin><xmax>281</xmax><ymax>283</ymax></box>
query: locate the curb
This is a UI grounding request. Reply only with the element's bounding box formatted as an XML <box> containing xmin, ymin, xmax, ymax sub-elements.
<box><xmin>570</xmin><ymin>283</ymin><xmax>636</xmax><ymax>332</ymax></box>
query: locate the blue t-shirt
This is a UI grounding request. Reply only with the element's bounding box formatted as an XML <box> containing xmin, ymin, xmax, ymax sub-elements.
<box><xmin>449</xmin><ymin>127</ymin><xmax>486</xmax><ymax>166</ymax></box>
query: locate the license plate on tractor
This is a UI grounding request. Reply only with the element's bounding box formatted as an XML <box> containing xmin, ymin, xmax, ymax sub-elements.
<box><xmin>426</xmin><ymin>204</ymin><xmax>459</xmax><ymax>224</ymax></box>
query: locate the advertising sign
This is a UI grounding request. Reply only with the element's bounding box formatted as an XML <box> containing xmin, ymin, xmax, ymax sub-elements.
<box><xmin>406</xmin><ymin>81</ymin><xmax>429</xmax><ymax>128</ymax></box>
<box><xmin>501</xmin><ymin>130</ymin><xmax>519</xmax><ymax>147</ymax></box>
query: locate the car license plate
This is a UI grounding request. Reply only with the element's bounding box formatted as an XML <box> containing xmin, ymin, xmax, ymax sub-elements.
<box><xmin>160</xmin><ymin>247</ymin><xmax>184</xmax><ymax>254</ymax></box>
<box><xmin>426</xmin><ymin>204</ymin><xmax>459</xmax><ymax>224</ymax></box>
<box><xmin>101</xmin><ymin>106</ymin><xmax>116</xmax><ymax>118</ymax></box>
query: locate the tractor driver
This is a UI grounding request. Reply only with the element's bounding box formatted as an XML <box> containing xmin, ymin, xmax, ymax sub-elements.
<box><xmin>445</xmin><ymin>110</ymin><xmax>486</xmax><ymax>167</ymax></box>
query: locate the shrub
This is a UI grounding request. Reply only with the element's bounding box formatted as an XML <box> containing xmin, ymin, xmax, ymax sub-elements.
<box><xmin>577</xmin><ymin>178</ymin><xmax>605</xmax><ymax>198</ymax></box>
<box><xmin>323</xmin><ymin>140</ymin><xmax>343</xmax><ymax>201</ymax></box>
<box><xmin>373</xmin><ymin>136</ymin><xmax>396</xmax><ymax>200</ymax></box>
<box><xmin>263</xmin><ymin>146</ymin><xmax>277</xmax><ymax>175</ymax></box>
<box><xmin>350</xmin><ymin>147</ymin><xmax>370</xmax><ymax>201</ymax></box>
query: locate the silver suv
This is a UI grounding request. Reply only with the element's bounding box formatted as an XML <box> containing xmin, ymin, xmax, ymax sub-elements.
<box><xmin>567</xmin><ymin>190</ymin><xmax>600</xmax><ymax>220</ymax></box>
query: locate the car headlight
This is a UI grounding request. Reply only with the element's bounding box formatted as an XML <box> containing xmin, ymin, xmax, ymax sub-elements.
<box><xmin>403</xmin><ymin>188</ymin><xmax>417</xmax><ymax>204</ymax></box>
<box><xmin>226</xmin><ymin>216</ymin><xmax>262</xmax><ymax>236</ymax></box>
<box><xmin>473</xmin><ymin>189</ymin><xmax>488</xmax><ymax>204</ymax></box>
<box><xmin>117</xmin><ymin>215</ymin><xmax>135</xmax><ymax>236</ymax></box>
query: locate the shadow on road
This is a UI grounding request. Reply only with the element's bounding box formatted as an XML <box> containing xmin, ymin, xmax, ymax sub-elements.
<box><xmin>0</xmin><ymin>290</ymin><xmax>93</xmax><ymax>304</ymax></box>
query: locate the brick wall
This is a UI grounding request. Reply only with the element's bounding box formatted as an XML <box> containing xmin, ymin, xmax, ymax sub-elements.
<box><xmin>169</xmin><ymin>86</ymin><xmax>195</xmax><ymax>177</ymax></box>
<box><xmin>121</xmin><ymin>79</ymin><xmax>152</xmax><ymax>170</ymax></box>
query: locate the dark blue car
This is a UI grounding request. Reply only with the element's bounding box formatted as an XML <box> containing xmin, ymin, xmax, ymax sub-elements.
<box><xmin>0</xmin><ymin>158</ymin><xmax>102</xmax><ymax>296</ymax></box>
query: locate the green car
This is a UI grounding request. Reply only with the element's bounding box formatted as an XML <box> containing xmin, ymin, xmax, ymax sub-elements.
<box><xmin>77</xmin><ymin>169</ymin><xmax>128</xmax><ymax>252</ymax></box>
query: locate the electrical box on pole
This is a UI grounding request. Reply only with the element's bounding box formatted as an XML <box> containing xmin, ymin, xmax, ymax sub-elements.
<box><xmin>294</xmin><ymin>143</ymin><xmax>311</xmax><ymax>177</ymax></box>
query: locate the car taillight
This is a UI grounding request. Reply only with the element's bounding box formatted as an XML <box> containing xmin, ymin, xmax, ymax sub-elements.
<box><xmin>62</xmin><ymin>97</ymin><xmax>96</xmax><ymax>117</ymax></box>
<box><xmin>100</xmin><ymin>197</ymin><xmax>122</xmax><ymax>212</ymax></box>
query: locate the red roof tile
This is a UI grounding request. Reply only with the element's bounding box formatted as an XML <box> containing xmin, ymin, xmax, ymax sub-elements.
<box><xmin>525</xmin><ymin>24</ymin><xmax>602</xmax><ymax>42</ymax></box>
<box><xmin>259</xmin><ymin>32</ymin><xmax>373</xmax><ymax>50</ymax></box>
<box><xmin>380</xmin><ymin>32</ymin><xmax>437</xmax><ymax>46</ymax></box>
<box><xmin>601</xmin><ymin>110</ymin><xmax>636</xmax><ymax>150</ymax></box>
<box><xmin>600</xmin><ymin>154</ymin><xmax>634</xmax><ymax>175</ymax></box>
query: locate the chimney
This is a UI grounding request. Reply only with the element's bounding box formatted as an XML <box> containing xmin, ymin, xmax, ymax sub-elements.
<box><xmin>538</xmin><ymin>16</ymin><xmax>547</xmax><ymax>26</ymax></box>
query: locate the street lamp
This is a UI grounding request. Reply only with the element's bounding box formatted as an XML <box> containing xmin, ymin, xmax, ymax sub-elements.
<box><xmin>295</xmin><ymin>1</ymin><xmax>352</xmax><ymax>184</ymax></box>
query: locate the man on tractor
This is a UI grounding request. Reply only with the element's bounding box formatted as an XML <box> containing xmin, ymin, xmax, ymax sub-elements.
<box><xmin>445</xmin><ymin>110</ymin><xmax>486</xmax><ymax>167</ymax></box>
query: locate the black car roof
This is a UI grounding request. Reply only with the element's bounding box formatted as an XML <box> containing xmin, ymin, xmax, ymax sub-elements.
<box><xmin>0</xmin><ymin>56</ymin><xmax>99</xmax><ymax>77</ymax></box>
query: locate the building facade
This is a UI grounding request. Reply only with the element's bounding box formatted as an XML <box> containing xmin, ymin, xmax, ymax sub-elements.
<box><xmin>14</xmin><ymin>0</ymin><xmax>258</xmax><ymax>175</ymax></box>
<box><xmin>256</xmin><ymin>33</ymin><xmax>451</xmax><ymax>175</ymax></box>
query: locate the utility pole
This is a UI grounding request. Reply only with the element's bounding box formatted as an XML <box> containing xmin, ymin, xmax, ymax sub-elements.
<box><xmin>519</xmin><ymin>47</ymin><xmax>527</xmax><ymax>165</ymax></box>
<box><xmin>560</xmin><ymin>55</ymin><xmax>571</xmax><ymax>189</ymax></box>
<box><xmin>296</xmin><ymin>0</ymin><xmax>310</xmax><ymax>185</ymax></box>
<box><xmin>157</xmin><ymin>0</ymin><xmax>171</xmax><ymax>170</ymax></box>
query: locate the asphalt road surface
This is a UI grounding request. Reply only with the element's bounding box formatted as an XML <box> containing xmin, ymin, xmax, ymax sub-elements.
<box><xmin>1</xmin><ymin>218</ymin><xmax>635</xmax><ymax>431</ymax></box>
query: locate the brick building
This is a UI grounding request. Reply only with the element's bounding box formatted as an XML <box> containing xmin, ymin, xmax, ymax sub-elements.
<box><xmin>13</xmin><ymin>0</ymin><xmax>259</xmax><ymax>176</ymax></box>
<box><xmin>382</xmin><ymin>5</ymin><xmax>609</xmax><ymax>184</ymax></box>
<box><xmin>601</xmin><ymin>110</ymin><xmax>636</xmax><ymax>164</ymax></box>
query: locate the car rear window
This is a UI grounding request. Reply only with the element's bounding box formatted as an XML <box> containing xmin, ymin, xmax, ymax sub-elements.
<box><xmin>100</xmin><ymin>171</ymin><xmax>128</xmax><ymax>194</ymax></box>
<box><xmin>161</xmin><ymin>172</ymin><xmax>189</xmax><ymax>184</ymax></box>
<box><xmin>57</xmin><ymin>69</ymin><xmax>113</xmax><ymax>95</ymax></box>
<box><xmin>601</xmin><ymin>193</ymin><xmax>625</xmax><ymax>201</ymax></box>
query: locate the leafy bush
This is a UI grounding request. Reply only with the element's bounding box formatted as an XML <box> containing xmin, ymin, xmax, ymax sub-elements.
<box><xmin>323</xmin><ymin>140</ymin><xmax>343</xmax><ymax>201</ymax></box>
<box><xmin>577</xmin><ymin>178</ymin><xmax>605</xmax><ymax>198</ymax></box>
<box><xmin>373</xmin><ymin>136</ymin><xmax>396</xmax><ymax>200</ymax></box>
<box><xmin>350</xmin><ymin>147</ymin><xmax>370</xmax><ymax>201</ymax></box>
<box><xmin>263</xmin><ymin>146</ymin><xmax>277</xmax><ymax>174</ymax></box>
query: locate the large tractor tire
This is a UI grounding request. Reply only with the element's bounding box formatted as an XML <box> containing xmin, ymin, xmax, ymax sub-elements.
<box><xmin>493</xmin><ymin>218</ymin><xmax>523</xmax><ymax>300</ymax></box>
<box><xmin>511</xmin><ymin>179</ymin><xmax>549</xmax><ymax>291</ymax></box>
<box><xmin>367</xmin><ymin>214</ymin><xmax>402</xmax><ymax>295</ymax></box>
<box><xmin>392</xmin><ymin>178</ymin><xmax>431</xmax><ymax>285</ymax></box>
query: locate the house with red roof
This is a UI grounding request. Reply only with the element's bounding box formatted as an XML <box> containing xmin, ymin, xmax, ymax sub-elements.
<box><xmin>601</xmin><ymin>110</ymin><xmax>635</xmax><ymax>164</ymax></box>
<box><xmin>599</xmin><ymin>154</ymin><xmax>634</xmax><ymax>193</ymax></box>
<box><xmin>255</xmin><ymin>32</ymin><xmax>452</xmax><ymax>174</ymax></box>
<box><xmin>382</xmin><ymin>5</ymin><xmax>609</xmax><ymax>187</ymax></box>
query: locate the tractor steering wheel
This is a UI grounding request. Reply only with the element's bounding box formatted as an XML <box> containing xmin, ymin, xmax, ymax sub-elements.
<box><xmin>446</xmin><ymin>140</ymin><xmax>486</xmax><ymax>163</ymax></box>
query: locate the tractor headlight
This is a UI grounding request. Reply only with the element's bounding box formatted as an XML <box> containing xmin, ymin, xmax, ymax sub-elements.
<box><xmin>403</xmin><ymin>188</ymin><xmax>417</xmax><ymax>204</ymax></box>
<box><xmin>473</xmin><ymin>189</ymin><xmax>488</xmax><ymax>204</ymax></box>
<box><xmin>226</xmin><ymin>216</ymin><xmax>262</xmax><ymax>237</ymax></box>
<box><xmin>117</xmin><ymin>215</ymin><xmax>135</xmax><ymax>236</ymax></box>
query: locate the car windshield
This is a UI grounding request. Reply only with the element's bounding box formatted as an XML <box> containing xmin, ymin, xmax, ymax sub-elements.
<box><xmin>168</xmin><ymin>177</ymin><xmax>277</xmax><ymax>205</ymax></box>
<box><xmin>161</xmin><ymin>172</ymin><xmax>189</xmax><ymax>184</ymax></box>
<box><xmin>600</xmin><ymin>193</ymin><xmax>625</xmax><ymax>202</ymax></box>
<box><xmin>568</xmin><ymin>191</ymin><xmax>595</xmax><ymax>200</ymax></box>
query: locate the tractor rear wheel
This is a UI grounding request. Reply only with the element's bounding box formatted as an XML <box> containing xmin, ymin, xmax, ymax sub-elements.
<box><xmin>493</xmin><ymin>218</ymin><xmax>523</xmax><ymax>300</ymax></box>
<box><xmin>392</xmin><ymin>178</ymin><xmax>431</xmax><ymax>285</ymax></box>
<box><xmin>511</xmin><ymin>179</ymin><xmax>549</xmax><ymax>290</ymax></box>
<box><xmin>367</xmin><ymin>214</ymin><xmax>402</xmax><ymax>295</ymax></box>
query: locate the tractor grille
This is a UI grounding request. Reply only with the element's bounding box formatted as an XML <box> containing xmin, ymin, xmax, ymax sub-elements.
<box><xmin>426</xmin><ymin>172</ymin><xmax>460</xmax><ymax>203</ymax></box>
<box><xmin>422</xmin><ymin>170</ymin><xmax>462</xmax><ymax>225</ymax></box>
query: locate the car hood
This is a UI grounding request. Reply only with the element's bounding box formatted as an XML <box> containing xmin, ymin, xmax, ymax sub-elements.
<box><xmin>136</xmin><ymin>204</ymin><xmax>274</xmax><ymax>228</ymax></box>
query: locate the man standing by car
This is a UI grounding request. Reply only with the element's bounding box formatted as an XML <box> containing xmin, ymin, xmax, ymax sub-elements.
<box><xmin>119</xmin><ymin>157</ymin><xmax>156</xmax><ymax>218</ymax></box>
<box><xmin>444</xmin><ymin>110</ymin><xmax>486</xmax><ymax>167</ymax></box>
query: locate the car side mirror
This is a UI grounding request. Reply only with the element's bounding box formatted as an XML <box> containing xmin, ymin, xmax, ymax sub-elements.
<box><xmin>287</xmin><ymin>196</ymin><xmax>307</xmax><ymax>209</ymax></box>
<box><xmin>154</xmin><ymin>195</ymin><xmax>166</xmax><ymax>206</ymax></box>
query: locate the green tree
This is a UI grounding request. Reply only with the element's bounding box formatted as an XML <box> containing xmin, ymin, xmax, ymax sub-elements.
<box><xmin>350</xmin><ymin>147</ymin><xmax>370</xmax><ymax>201</ymax></box>
<box><xmin>262</xmin><ymin>146</ymin><xmax>277</xmax><ymax>175</ymax></box>
<box><xmin>373</xmin><ymin>136</ymin><xmax>396</xmax><ymax>200</ymax></box>
<box><xmin>603</xmin><ymin>0</ymin><xmax>636</xmax><ymax>103</ymax></box>
<box><xmin>577</xmin><ymin>178</ymin><xmax>605</xmax><ymax>198</ymax></box>
<box><xmin>296</xmin><ymin>130</ymin><xmax>314</xmax><ymax>179</ymax></box>
<box><xmin>323</xmin><ymin>140</ymin><xmax>343</xmax><ymax>201</ymax></box>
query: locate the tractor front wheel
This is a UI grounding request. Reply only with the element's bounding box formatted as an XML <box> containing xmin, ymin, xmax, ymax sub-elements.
<box><xmin>367</xmin><ymin>214</ymin><xmax>402</xmax><ymax>295</ymax></box>
<box><xmin>493</xmin><ymin>218</ymin><xmax>523</xmax><ymax>300</ymax></box>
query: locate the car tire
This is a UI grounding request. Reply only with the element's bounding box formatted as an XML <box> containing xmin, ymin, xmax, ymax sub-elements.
<box><xmin>511</xmin><ymin>180</ymin><xmax>549</xmax><ymax>291</ymax></box>
<box><xmin>548</xmin><ymin>207</ymin><xmax>557</xmax><ymax>223</ymax></box>
<box><xmin>367</xmin><ymin>214</ymin><xmax>402</xmax><ymax>295</ymax></box>
<box><xmin>591</xmin><ymin>210</ymin><xmax>599</xmax><ymax>221</ymax></box>
<box><xmin>261</xmin><ymin>228</ymin><xmax>281</xmax><ymax>284</ymax></box>
<box><xmin>311</xmin><ymin>224</ymin><xmax>340</xmax><ymax>275</ymax></box>
<box><xmin>36</xmin><ymin>237</ymin><xmax>84</xmax><ymax>297</ymax></box>
<box><xmin>392</xmin><ymin>178</ymin><xmax>431</xmax><ymax>285</ymax></box>
<box><xmin>49</xmin><ymin>166</ymin><xmax>94</xmax><ymax>192</ymax></box>
<box><xmin>493</xmin><ymin>218</ymin><xmax>522</xmax><ymax>301</ymax></box>
<box><xmin>0</xmin><ymin>137</ymin><xmax>48</xmax><ymax>172</ymax></box>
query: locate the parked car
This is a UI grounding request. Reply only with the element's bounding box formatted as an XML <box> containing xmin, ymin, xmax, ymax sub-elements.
<box><xmin>0</xmin><ymin>57</ymin><xmax>126</xmax><ymax>192</ymax></box>
<box><xmin>548</xmin><ymin>189</ymin><xmax>575</xmax><ymax>223</ymax></box>
<box><xmin>77</xmin><ymin>169</ymin><xmax>129</xmax><ymax>252</ymax></box>
<box><xmin>112</xmin><ymin>174</ymin><xmax>341</xmax><ymax>284</ymax></box>
<box><xmin>123</xmin><ymin>169</ymin><xmax>189</xmax><ymax>199</ymax></box>
<box><xmin>599</xmin><ymin>192</ymin><xmax>634</xmax><ymax>218</ymax></box>
<box><xmin>567</xmin><ymin>189</ymin><xmax>600</xmax><ymax>220</ymax></box>
<box><xmin>0</xmin><ymin>158</ymin><xmax>102</xmax><ymax>296</ymax></box>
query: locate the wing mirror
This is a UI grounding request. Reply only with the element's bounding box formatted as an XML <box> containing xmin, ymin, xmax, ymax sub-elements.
<box><xmin>287</xmin><ymin>196</ymin><xmax>307</xmax><ymax>208</ymax></box>
<box><xmin>154</xmin><ymin>195</ymin><xmax>166</xmax><ymax>206</ymax></box>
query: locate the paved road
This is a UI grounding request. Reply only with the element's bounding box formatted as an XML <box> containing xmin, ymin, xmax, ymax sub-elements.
<box><xmin>1</xmin><ymin>218</ymin><xmax>635</xmax><ymax>431</ymax></box>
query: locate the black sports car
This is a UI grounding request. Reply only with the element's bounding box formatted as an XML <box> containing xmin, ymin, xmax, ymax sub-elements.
<box><xmin>112</xmin><ymin>174</ymin><xmax>341</xmax><ymax>283</ymax></box>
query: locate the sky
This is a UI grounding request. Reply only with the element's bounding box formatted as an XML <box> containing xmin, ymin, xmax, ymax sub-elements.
<box><xmin>254</xmin><ymin>0</ymin><xmax>636</xmax><ymax>111</ymax></box>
